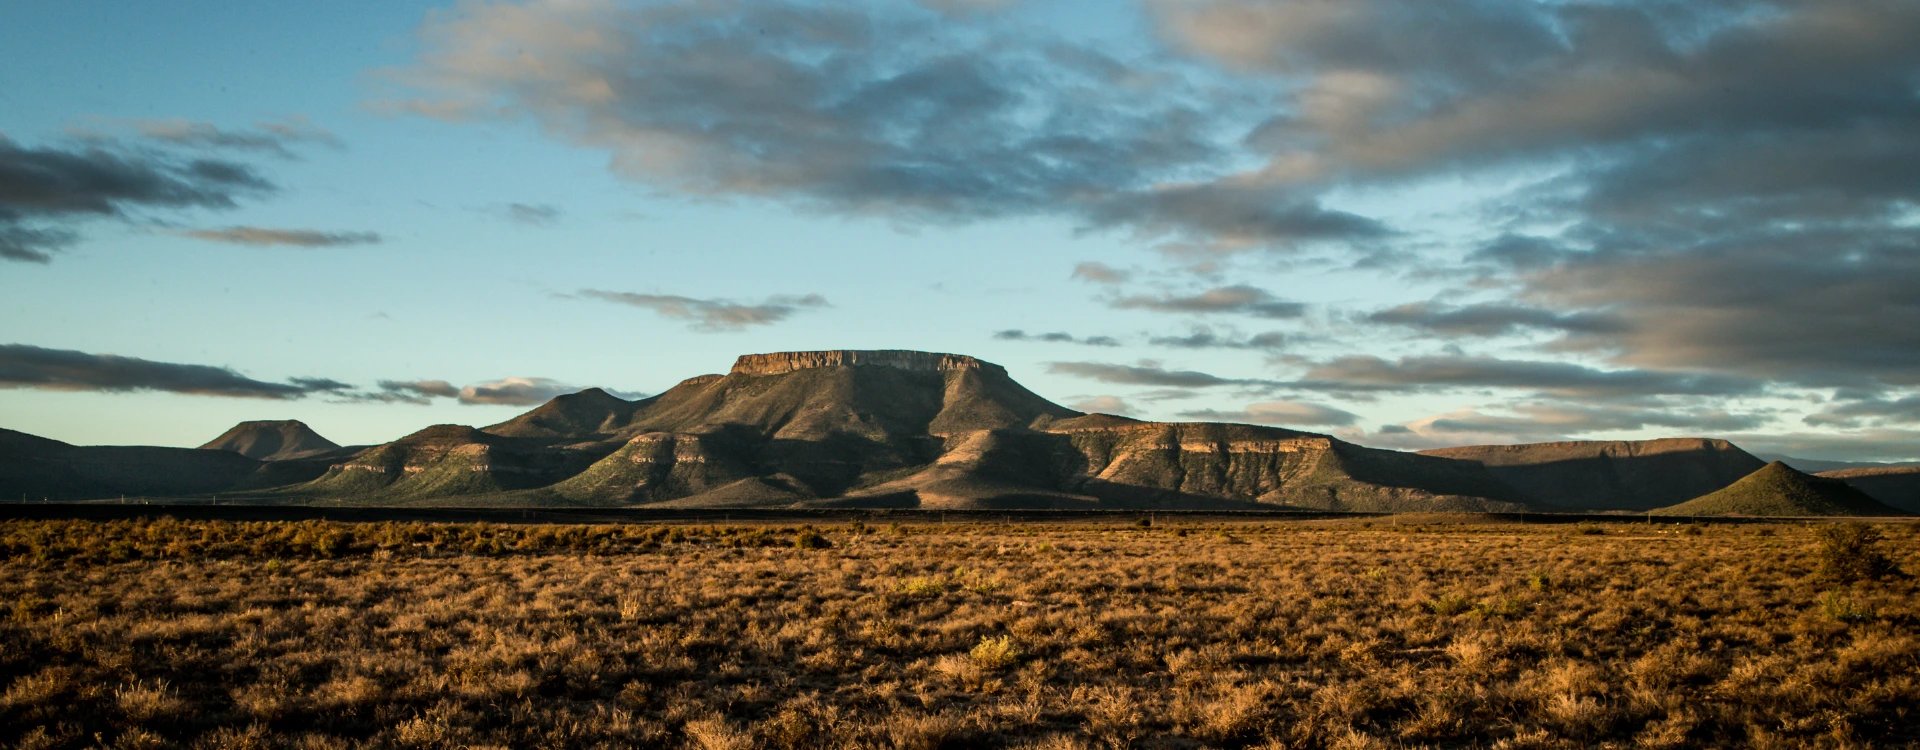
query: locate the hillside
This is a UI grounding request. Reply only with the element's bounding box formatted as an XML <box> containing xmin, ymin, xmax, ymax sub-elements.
<box><xmin>1419</xmin><ymin>438</ymin><xmax>1764</xmax><ymax>510</ymax></box>
<box><xmin>1818</xmin><ymin>466</ymin><xmax>1920</xmax><ymax>514</ymax></box>
<box><xmin>0</xmin><ymin>427</ymin><xmax>262</xmax><ymax>501</ymax></box>
<box><xmin>200</xmin><ymin>420</ymin><xmax>340</xmax><ymax>460</ymax></box>
<box><xmin>1655</xmin><ymin>462</ymin><xmax>1905</xmax><ymax>517</ymax></box>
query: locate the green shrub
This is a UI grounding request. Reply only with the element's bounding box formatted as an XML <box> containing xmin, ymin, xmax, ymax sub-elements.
<box><xmin>1816</xmin><ymin>523</ymin><xmax>1901</xmax><ymax>582</ymax></box>
<box><xmin>969</xmin><ymin>635</ymin><xmax>1021</xmax><ymax>670</ymax></box>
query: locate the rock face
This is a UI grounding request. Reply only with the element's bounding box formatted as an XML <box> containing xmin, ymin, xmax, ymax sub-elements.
<box><xmin>200</xmin><ymin>420</ymin><xmax>340</xmax><ymax>461</ymax></box>
<box><xmin>1656</xmin><ymin>462</ymin><xmax>1905</xmax><ymax>517</ymax></box>
<box><xmin>729</xmin><ymin>350</ymin><xmax>992</xmax><ymax>376</ymax></box>
<box><xmin>1420</xmin><ymin>438</ymin><xmax>1764</xmax><ymax>510</ymax></box>
<box><xmin>1819</xmin><ymin>466</ymin><xmax>1920</xmax><ymax>514</ymax></box>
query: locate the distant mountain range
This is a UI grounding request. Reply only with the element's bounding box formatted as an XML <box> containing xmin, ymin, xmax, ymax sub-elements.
<box><xmin>2</xmin><ymin>350</ymin><xmax>1913</xmax><ymax>516</ymax></box>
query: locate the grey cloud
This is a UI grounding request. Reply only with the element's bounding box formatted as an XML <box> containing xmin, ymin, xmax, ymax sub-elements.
<box><xmin>0</xmin><ymin>343</ymin><xmax>339</xmax><ymax>400</ymax></box>
<box><xmin>993</xmin><ymin>330</ymin><xmax>1120</xmax><ymax>347</ymax></box>
<box><xmin>1111</xmin><ymin>285</ymin><xmax>1304</xmax><ymax>319</ymax></box>
<box><xmin>456</xmin><ymin>377</ymin><xmax>588</xmax><ymax>406</ymax></box>
<box><xmin>181</xmin><ymin>227</ymin><xmax>381</xmax><ymax>247</ymax></box>
<box><xmin>1180</xmin><ymin>400</ymin><xmax>1359</xmax><ymax>427</ymax></box>
<box><xmin>127</xmin><ymin>118</ymin><xmax>341</xmax><ymax>157</ymax></box>
<box><xmin>368</xmin><ymin>379</ymin><xmax>462</xmax><ymax>405</ymax></box>
<box><xmin>1529</xmin><ymin>236</ymin><xmax>1920</xmax><ymax>389</ymax></box>
<box><xmin>1071</xmin><ymin>261</ymin><xmax>1130</xmax><ymax>285</ymax></box>
<box><xmin>578</xmin><ymin>289</ymin><xmax>829</xmax><ymax>331</ymax></box>
<box><xmin>1148</xmin><ymin>328</ymin><xmax>1287</xmax><ymax>350</ymax></box>
<box><xmin>0</xmin><ymin>136</ymin><xmax>276</xmax><ymax>262</ymax></box>
<box><xmin>1717</xmin><ymin>429</ymin><xmax>1920</xmax><ymax>464</ymax></box>
<box><xmin>1085</xmin><ymin>184</ymin><xmax>1391</xmax><ymax>255</ymax></box>
<box><xmin>384</xmin><ymin>1</ymin><xmax>1335</xmax><ymax>250</ymax></box>
<box><xmin>1046</xmin><ymin>360</ymin><xmax>1270</xmax><ymax>389</ymax></box>
<box><xmin>499</xmin><ymin>203</ymin><xmax>561</xmax><ymax>226</ymax></box>
<box><xmin>1805</xmin><ymin>393</ymin><xmax>1920</xmax><ymax>429</ymax></box>
<box><xmin>1294</xmin><ymin>355</ymin><xmax>1764</xmax><ymax>399</ymax></box>
<box><xmin>1420</xmin><ymin>403</ymin><xmax>1768</xmax><ymax>437</ymax></box>
<box><xmin>1368</xmin><ymin>302</ymin><xmax>1625</xmax><ymax>337</ymax></box>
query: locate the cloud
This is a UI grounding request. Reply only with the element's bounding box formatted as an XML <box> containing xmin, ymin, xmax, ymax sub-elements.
<box><xmin>381</xmin><ymin>0</ymin><xmax>1311</xmax><ymax>247</ymax></box>
<box><xmin>1352</xmin><ymin>401</ymin><xmax>1773</xmax><ymax>451</ymax></box>
<box><xmin>1805</xmin><ymin>393</ymin><xmax>1920</xmax><ymax>429</ymax></box>
<box><xmin>1180</xmin><ymin>400</ymin><xmax>1358</xmax><ymax>427</ymax></box>
<box><xmin>1294</xmin><ymin>355</ymin><xmax>1763</xmax><ymax>399</ymax></box>
<box><xmin>365</xmin><ymin>379</ymin><xmax>462</xmax><ymax>405</ymax></box>
<box><xmin>1070</xmin><ymin>261</ymin><xmax>1130</xmax><ymax>285</ymax></box>
<box><xmin>0</xmin><ymin>135</ymin><xmax>276</xmax><ymax>262</ymax></box>
<box><xmin>120</xmin><ymin>117</ymin><xmax>341</xmax><ymax>157</ymax></box>
<box><xmin>497</xmin><ymin>202</ymin><xmax>561</xmax><ymax>226</ymax></box>
<box><xmin>1367</xmin><ymin>302</ymin><xmax>1624</xmax><ymax>337</ymax></box>
<box><xmin>1715</xmin><ymin>429</ymin><xmax>1920</xmax><ymax>464</ymax></box>
<box><xmin>455</xmin><ymin>377</ymin><xmax>590</xmax><ymax>406</ymax></box>
<box><xmin>1110</xmin><ymin>285</ymin><xmax>1305</xmax><ymax>318</ymax></box>
<box><xmin>1046</xmin><ymin>360</ymin><xmax>1270</xmax><ymax>388</ymax></box>
<box><xmin>1069</xmin><ymin>395</ymin><xmax>1134</xmax><ymax>415</ymax></box>
<box><xmin>1523</xmin><ymin>238</ymin><xmax>1920</xmax><ymax>390</ymax></box>
<box><xmin>1147</xmin><ymin>328</ymin><xmax>1287</xmax><ymax>350</ymax></box>
<box><xmin>577</xmin><ymin>289</ymin><xmax>829</xmax><ymax>331</ymax></box>
<box><xmin>0</xmin><ymin>343</ymin><xmax>342</xmax><ymax>399</ymax></box>
<box><xmin>993</xmin><ymin>330</ymin><xmax>1120</xmax><ymax>347</ymax></box>
<box><xmin>180</xmin><ymin>227</ymin><xmax>381</xmax><ymax>247</ymax></box>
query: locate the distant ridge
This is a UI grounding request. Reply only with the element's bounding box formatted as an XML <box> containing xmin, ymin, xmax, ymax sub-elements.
<box><xmin>1656</xmin><ymin>461</ymin><xmax>1905</xmax><ymax>517</ymax></box>
<box><xmin>1419</xmin><ymin>438</ymin><xmax>1763</xmax><ymax>510</ymax></box>
<box><xmin>200</xmin><ymin>420</ymin><xmax>340</xmax><ymax>461</ymax></box>
<box><xmin>1818</xmin><ymin>466</ymin><xmax>1920</xmax><ymax>514</ymax></box>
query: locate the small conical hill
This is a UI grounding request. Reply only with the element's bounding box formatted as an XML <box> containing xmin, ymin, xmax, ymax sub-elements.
<box><xmin>1656</xmin><ymin>461</ymin><xmax>1906</xmax><ymax>516</ymax></box>
<box><xmin>200</xmin><ymin>420</ymin><xmax>340</xmax><ymax>461</ymax></box>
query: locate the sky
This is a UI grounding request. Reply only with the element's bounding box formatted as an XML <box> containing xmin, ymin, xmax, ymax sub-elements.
<box><xmin>2</xmin><ymin>0</ymin><xmax>1918</xmax><ymax>462</ymax></box>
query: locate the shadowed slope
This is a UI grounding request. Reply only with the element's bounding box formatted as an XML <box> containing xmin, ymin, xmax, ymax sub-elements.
<box><xmin>1817</xmin><ymin>466</ymin><xmax>1920</xmax><ymax>514</ymax></box>
<box><xmin>299</xmin><ymin>425</ymin><xmax>608</xmax><ymax>503</ymax></box>
<box><xmin>1420</xmin><ymin>438</ymin><xmax>1764</xmax><ymax>510</ymax></box>
<box><xmin>1656</xmin><ymin>462</ymin><xmax>1905</xmax><ymax>517</ymax></box>
<box><xmin>200</xmin><ymin>420</ymin><xmax>340</xmax><ymax>460</ymax></box>
<box><xmin>0</xmin><ymin>427</ymin><xmax>261</xmax><ymax>501</ymax></box>
<box><xmin>483</xmin><ymin>388</ymin><xmax>638</xmax><ymax>438</ymax></box>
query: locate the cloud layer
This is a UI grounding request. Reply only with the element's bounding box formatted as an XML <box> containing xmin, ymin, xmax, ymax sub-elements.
<box><xmin>578</xmin><ymin>289</ymin><xmax>830</xmax><ymax>331</ymax></box>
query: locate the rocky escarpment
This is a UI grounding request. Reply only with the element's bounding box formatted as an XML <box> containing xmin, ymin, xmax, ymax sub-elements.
<box><xmin>730</xmin><ymin>350</ymin><xmax>997</xmax><ymax>377</ymax></box>
<box><xmin>1052</xmin><ymin>420</ymin><xmax>1527</xmax><ymax>511</ymax></box>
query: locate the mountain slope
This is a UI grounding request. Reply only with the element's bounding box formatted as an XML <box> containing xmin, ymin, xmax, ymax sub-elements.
<box><xmin>200</xmin><ymin>420</ymin><xmax>341</xmax><ymax>460</ymax></box>
<box><xmin>0</xmin><ymin>427</ymin><xmax>262</xmax><ymax>501</ymax></box>
<box><xmin>1819</xmin><ymin>466</ymin><xmax>1920</xmax><ymax>514</ymax></box>
<box><xmin>1655</xmin><ymin>462</ymin><xmax>1905</xmax><ymax>516</ymax></box>
<box><xmin>1419</xmin><ymin>438</ymin><xmax>1764</xmax><ymax>510</ymax></box>
<box><xmin>297</xmin><ymin>425</ymin><xmax>609</xmax><ymax>503</ymax></box>
<box><xmin>483</xmin><ymin>388</ymin><xmax>638</xmax><ymax>438</ymax></box>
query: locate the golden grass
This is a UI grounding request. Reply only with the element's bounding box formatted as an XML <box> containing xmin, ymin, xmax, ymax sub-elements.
<box><xmin>1</xmin><ymin>518</ymin><xmax>1916</xmax><ymax>748</ymax></box>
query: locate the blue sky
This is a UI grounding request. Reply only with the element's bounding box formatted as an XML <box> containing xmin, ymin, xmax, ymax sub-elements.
<box><xmin>4</xmin><ymin>1</ymin><xmax>1918</xmax><ymax>462</ymax></box>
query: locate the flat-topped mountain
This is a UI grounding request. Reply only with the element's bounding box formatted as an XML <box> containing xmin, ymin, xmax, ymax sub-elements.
<box><xmin>200</xmin><ymin>420</ymin><xmax>341</xmax><ymax>461</ymax></box>
<box><xmin>1655</xmin><ymin>462</ymin><xmax>1905</xmax><ymax>517</ymax></box>
<box><xmin>278</xmin><ymin>350</ymin><xmax>1531</xmax><ymax>511</ymax></box>
<box><xmin>1419</xmin><ymin>438</ymin><xmax>1764</xmax><ymax>510</ymax></box>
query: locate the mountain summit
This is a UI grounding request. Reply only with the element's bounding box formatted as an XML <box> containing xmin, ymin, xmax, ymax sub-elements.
<box><xmin>199</xmin><ymin>420</ymin><xmax>340</xmax><ymax>461</ymax></box>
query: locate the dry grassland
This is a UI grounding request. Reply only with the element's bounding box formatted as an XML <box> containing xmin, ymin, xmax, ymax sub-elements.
<box><xmin>1</xmin><ymin>517</ymin><xmax>1916</xmax><ymax>749</ymax></box>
